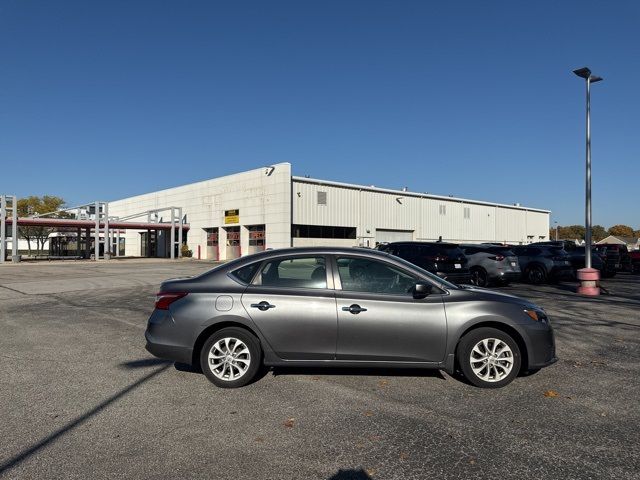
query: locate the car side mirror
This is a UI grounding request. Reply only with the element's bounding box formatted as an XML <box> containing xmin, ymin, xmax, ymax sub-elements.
<box><xmin>413</xmin><ymin>282</ymin><xmax>433</xmax><ymax>299</ymax></box>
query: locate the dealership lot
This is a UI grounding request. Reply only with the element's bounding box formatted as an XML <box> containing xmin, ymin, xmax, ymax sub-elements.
<box><xmin>0</xmin><ymin>260</ymin><xmax>638</xmax><ymax>479</ymax></box>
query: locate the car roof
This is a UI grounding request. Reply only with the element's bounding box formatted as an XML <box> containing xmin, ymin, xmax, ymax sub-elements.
<box><xmin>382</xmin><ymin>241</ymin><xmax>459</xmax><ymax>247</ymax></box>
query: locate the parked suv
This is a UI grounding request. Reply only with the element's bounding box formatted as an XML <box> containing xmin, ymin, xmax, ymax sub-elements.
<box><xmin>459</xmin><ymin>244</ymin><xmax>521</xmax><ymax>287</ymax></box>
<box><xmin>592</xmin><ymin>245</ymin><xmax>621</xmax><ymax>277</ymax></box>
<box><xmin>531</xmin><ymin>241</ymin><xmax>606</xmax><ymax>276</ymax></box>
<box><xmin>594</xmin><ymin>244</ymin><xmax>631</xmax><ymax>272</ymax></box>
<box><xmin>511</xmin><ymin>245</ymin><xmax>573</xmax><ymax>284</ymax></box>
<box><xmin>377</xmin><ymin>242</ymin><xmax>471</xmax><ymax>284</ymax></box>
<box><xmin>629</xmin><ymin>250</ymin><xmax>640</xmax><ymax>273</ymax></box>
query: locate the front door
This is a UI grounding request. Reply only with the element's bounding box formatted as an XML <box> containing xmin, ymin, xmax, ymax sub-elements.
<box><xmin>241</xmin><ymin>255</ymin><xmax>337</xmax><ymax>360</ymax></box>
<box><xmin>333</xmin><ymin>256</ymin><xmax>447</xmax><ymax>362</ymax></box>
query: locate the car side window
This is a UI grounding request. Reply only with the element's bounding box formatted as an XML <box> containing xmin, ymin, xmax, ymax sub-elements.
<box><xmin>254</xmin><ymin>256</ymin><xmax>327</xmax><ymax>289</ymax></box>
<box><xmin>336</xmin><ymin>257</ymin><xmax>418</xmax><ymax>295</ymax></box>
<box><xmin>230</xmin><ymin>262</ymin><xmax>261</xmax><ymax>284</ymax></box>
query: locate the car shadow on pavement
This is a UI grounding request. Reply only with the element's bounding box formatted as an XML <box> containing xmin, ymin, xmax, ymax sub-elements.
<box><xmin>269</xmin><ymin>366</ymin><xmax>447</xmax><ymax>381</ymax></box>
<box><xmin>328</xmin><ymin>468</ymin><xmax>373</xmax><ymax>480</ymax></box>
<box><xmin>0</xmin><ymin>362</ymin><xmax>171</xmax><ymax>477</ymax></box>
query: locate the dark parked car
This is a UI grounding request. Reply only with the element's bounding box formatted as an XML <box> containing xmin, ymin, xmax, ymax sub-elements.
<box><xmin>146</xmin><ymin>247</ymin><xmax>557</xmax><ymax>389</ymax></box>
<box><xmin>511</xmin><ymin>245</ymin><xmax>574</xmax><ymax>284</ymax></box>
<box><xmin>531</xmin><ymin>241</ymin><xmax>606</xmax><ymax>276</ymax></box>
<box><xmin>594</xmin><ymin>244</ymin><xmax>631</xmax><ymax>273</ymax></box>
<box><xmin>459</xmin><ymin>244</ymin><xmax>521</xmax><ymax>287</ymax></box>
<box><xmin>629</xmin><ymin>250</ymin><xmax>640</xmax><ymax>273</ymax></box>
<box><xmin>376</xmin><ymin>241</ymin><xmax>471</xmax><ymax>284</ymax></box>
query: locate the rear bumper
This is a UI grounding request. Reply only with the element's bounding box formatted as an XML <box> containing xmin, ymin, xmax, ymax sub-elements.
<box><xmin>145</xmin><ymin>309</ymin><xmax>193</xmax><ymax>365</ymax></box>
<box><xmin>438</xmin><ymin>271</ymin><xmax>472</xmax><ymax>284</ymax></box>
<box><xmin>145</xmin><ymin>335</ymin><xmax>193</xmax><ymax>365</ymax></box>
<box><xmin>550</xmin><ymin>266</ymin><xmax>574</xmax><ymax>279</ymax></box>
<box><xmin>496</xmin><ymin>271</ymin><xmax>521</xmax><ymax>282</ymax></box>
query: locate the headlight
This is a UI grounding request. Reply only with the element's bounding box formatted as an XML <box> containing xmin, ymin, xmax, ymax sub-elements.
<box><xmin>524</xmin><ymin>308</ymin><xmax>548</xmax><ymax>323</ymax></box>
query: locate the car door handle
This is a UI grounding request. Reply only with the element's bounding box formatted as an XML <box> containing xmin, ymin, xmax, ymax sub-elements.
<box><xmin>342</xmin><ymin>304</ymin><xmax>367</xmax><ymax>314</ymax></box>
<box><xmin>250</xmin><ymin>301</ymin><xmax>276</xmax><ymax>311</ymax></box>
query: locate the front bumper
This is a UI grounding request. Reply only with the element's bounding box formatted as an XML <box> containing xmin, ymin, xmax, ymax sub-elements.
<box><xmin>521</xmin><ymin>321</ymin><xmax>557</xmax><ymax>369</ymax></box>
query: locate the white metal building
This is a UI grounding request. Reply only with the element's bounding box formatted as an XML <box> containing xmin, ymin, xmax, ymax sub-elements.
<box><xmin>108</xmin><ymin>163</ymin><xmax>550</xmax><ymax>260</ymax></box>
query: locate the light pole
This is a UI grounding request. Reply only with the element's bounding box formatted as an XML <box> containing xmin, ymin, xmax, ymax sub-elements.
<box><xmin>554</xmin><ymin>221</ymin><xmax>558</xmax><ymax>241</ymax></box>
<box><xmin>573</xmin><ymin>67</ymin><xmax>602</xmax><ymax>294</ymax></box>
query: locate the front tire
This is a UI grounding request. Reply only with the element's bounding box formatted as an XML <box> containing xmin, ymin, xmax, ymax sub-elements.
<box><xmin>200</xmin><ymin>327</ymin><xmax>262</xmax><ymax>388</ymax></box>
<box><xmin>457</xmin><ymin>327</ymin><xmax>521</xmax><ymax>388</ymax></box>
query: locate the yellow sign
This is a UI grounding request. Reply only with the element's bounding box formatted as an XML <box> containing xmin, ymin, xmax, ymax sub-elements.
<box><xmin>224</xmin><ymin>209</ymin><xmax>239</xmax><ymax>224</ymax></box>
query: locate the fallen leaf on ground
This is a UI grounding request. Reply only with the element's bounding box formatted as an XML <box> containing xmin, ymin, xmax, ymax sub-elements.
<box><xmin>255</xmin><ymin>437</ymin><xmax>264</xmax><ymax>442</ymax></box>
<box><xmin>283</xmin><ymin>418</ymin><xmax>295</xmax><ymax>428</ymax></box>
<box><xmin>366</xmin><ymin>469</ymin><xmax>376</xmax><ymax>476</ymax></box>
<box><xmin>364</xmin><ymin>410</ymin><xmax>374</xmax><ymax>417</ymax></box>
<box><xmin>469</xmin><ymin>458</ymin><xmax>476</xmax><ymax>465</ymax></box>
<box><xmin>378</xmin><ymin>380</ymin><xmax>389</xmax><ymax>387</ymax></box>
<box><xmin>399</xmin><ymin>452</ymin><xmax>409</xmax><ymax>460</ymax></box>
<box><xmin>369</xmin><ymin>435</ymin><xmax>382</xmax><ymax>442</ymax></box>
<box><xmin>543</xmin><ymin>390</ymin><xmax>559</xmax><ymax>398</ymax></box>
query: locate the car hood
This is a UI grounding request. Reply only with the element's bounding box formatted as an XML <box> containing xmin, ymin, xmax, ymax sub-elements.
<box><xmin>454</xmin><ymin>285</ymin><xmax>540</xmax><ymax>309</ymax></box>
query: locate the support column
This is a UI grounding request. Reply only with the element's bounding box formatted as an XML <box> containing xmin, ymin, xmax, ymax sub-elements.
<box><xmin>0</xmin><ymin>196</ymin><xmax>6</xmax><ymax>263</ymax></box>
<box><xmin>104</xmin><ymin>203</ymin><xmax>110</xmax><ymax>260</ymax></box>
<box><xmin>177</xmin><ymin>208</ymin><xmax>183</xmax><ymax>258</ymax></box>
<box><xmin>85</xmin><ymin>228</ymin><xmax>91</xmax><ymax>259</ymax></box>
<box><xmin>116</xmin><ymin>229</ymin><xmax>121</xmax><ymax>257</ymax></box>
<box><xmin>76</xmin><ymin>227</ymin><xmax>82</xmax><ymax>257</ymax></box>
<box><xmin>146</xmin><ymin>229</ymin><xmax>151</xmax><ymax>258</ymax></box>
<box><xmin>94</xmin><ymin>201</ymin><xmax>100</xmax><ymax>261</ymax></box>
<box><xmin>11</xmin><ymin>196</ymin><xmax>18</xmax><ymax>262</ymax></box>
<box><xmin>170</xmin><ymin>207</ymin><xmax>175</xmax><ymax>259</ymax></box>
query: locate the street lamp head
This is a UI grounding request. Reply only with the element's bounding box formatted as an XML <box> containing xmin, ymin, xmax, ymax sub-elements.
<box><xmin>573</xmin><ymin>67</ymin><xmax>591</xmax><ymax>79</ymax></box>
<box><xmin>573</xmin><ymin>67</ymin><xmax>603</xmax><ymax>83</ymax></box>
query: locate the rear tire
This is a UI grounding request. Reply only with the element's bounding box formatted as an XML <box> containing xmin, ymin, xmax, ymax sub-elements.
<box><xmin>526</xmin><ymin>265</ymin><xmax>547</xmax><ymax>285</ymax></box>
<box><xmin>470</xmin><ymin>267</ymin><xmax>489</xmax><ymax>287</ymax></box>
<box><xmin>200</xmin><ymin>327</ymin><xmax>262</xmax><ymax>388</ymax></box>
<box><xmin>457</xmin><ymin>327</ymin><xmax>521</xmax><ymax>388</ymax></box>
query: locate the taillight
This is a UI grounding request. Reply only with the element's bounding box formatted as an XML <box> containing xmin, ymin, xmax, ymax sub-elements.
<box><xmin>155</xmin><ymin>292</ymin><xmax>188</xmax><ymax>310</ymax></box>
<box><xmin>488</xmin><ymin>255</ymin><xmax>505</xmax><ymax>261</ymax></box>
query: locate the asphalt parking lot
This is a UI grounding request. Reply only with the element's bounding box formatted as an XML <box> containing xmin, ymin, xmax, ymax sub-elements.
<box><xmin>0</xmin><ymin>259</ymin><xmax>639</xmax><ymax>479</ymax></box>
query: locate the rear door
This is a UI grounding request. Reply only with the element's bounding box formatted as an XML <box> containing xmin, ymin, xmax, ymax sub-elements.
<box><xmin>241</xmin><ymin>255</ymin><xmax>338</xmax><ymax>360</ymax></box>
<box><xmin>332</xmin><ymin>255</ymin><xmax>447</xmax><ymax>362</ymax></box>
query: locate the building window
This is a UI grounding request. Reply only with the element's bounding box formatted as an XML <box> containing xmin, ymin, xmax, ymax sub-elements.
<box><xmin>317</xmin><ymin>191</ymin><xmax>327</xmax><ymax>206</ymax></box>
<box><xmin>292</xmin><ymin>224</ymin><xmax>356</xmax><ymax>239</ymax></box>
<box><xmin>464</xmin><ymin>207</ymin><xmax>470</xmax><ymax>219</ymax></box>
<box><xmin>439</xmin><ymin>205</ymin><xmax>446</xmax><ymax>215</ymax></box>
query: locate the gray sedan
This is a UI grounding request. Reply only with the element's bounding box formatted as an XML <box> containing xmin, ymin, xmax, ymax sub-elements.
<box><xmin>146</xmin><ymin>247</ymin><xmax>557</xmax><ymax>389</ymax></box>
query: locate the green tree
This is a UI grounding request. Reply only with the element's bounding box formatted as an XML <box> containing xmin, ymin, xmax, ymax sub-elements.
<box><xmin>608</xmin><ymin>224</ymin><xmax>634</xmax><ymax>238</ymax></box>
<box><xmin>556</xmin><ymin>225</ymin><xmax>585</xmax><ymax>240</ymax></box>
<box><xmin>17</xmin><ymin>196</ymin><xmax>67</xmax><ymax>255</ymax></box>
<box><xmin>591</xmin><ymin>225</ymin><xmax>607</xmax><ymax>242</ymax></box>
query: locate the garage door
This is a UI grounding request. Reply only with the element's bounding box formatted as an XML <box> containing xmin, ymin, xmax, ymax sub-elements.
<box><xmin>375</xmin><ymin>229</ymin><xmax>414</xmax><ymax>243</ymax></box>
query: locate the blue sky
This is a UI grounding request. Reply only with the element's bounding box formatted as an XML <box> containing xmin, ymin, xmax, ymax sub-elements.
<box><xmin>1</xmin><ymin>1</ymin><xmax>638</xmax><ymax>228</ymax></box>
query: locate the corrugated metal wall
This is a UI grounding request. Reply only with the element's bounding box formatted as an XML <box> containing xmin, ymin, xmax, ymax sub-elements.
<box><xmin>292</xmin><ymin>180</ymin><xmax>549</xmax><ymax>245</ymax></box>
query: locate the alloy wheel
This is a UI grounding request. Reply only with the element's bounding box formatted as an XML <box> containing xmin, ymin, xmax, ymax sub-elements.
<box><xmin>207</xmin><ymin>337</ymin><xmax>251</xmax><ymax>381</ymax></box>
<box><xmin>469</xmin><ymin>338</ymin><xmax>514</xmax><ymax>382</ymax></box>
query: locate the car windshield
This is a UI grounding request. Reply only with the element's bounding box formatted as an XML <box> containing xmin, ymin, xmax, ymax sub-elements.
<box><xmin>386</xmin><ymin>254</ymin><xmax>460</xmax><ymax>290</ymax></box>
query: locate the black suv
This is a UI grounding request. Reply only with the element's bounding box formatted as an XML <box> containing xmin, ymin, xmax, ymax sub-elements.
<box><xmin>511</xmin><ymin>245</ymin><xmax>574</xmax><ymax>284</ymax></box>
<box><xmin>377</xmin><ymin>242</ymin><xmax>471</xmax><ymax>284</ymax></box>
<box><xmin>531</xmin><ymin>241</ymin><xmax>607</xmax><ymax>276</ymax></box>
